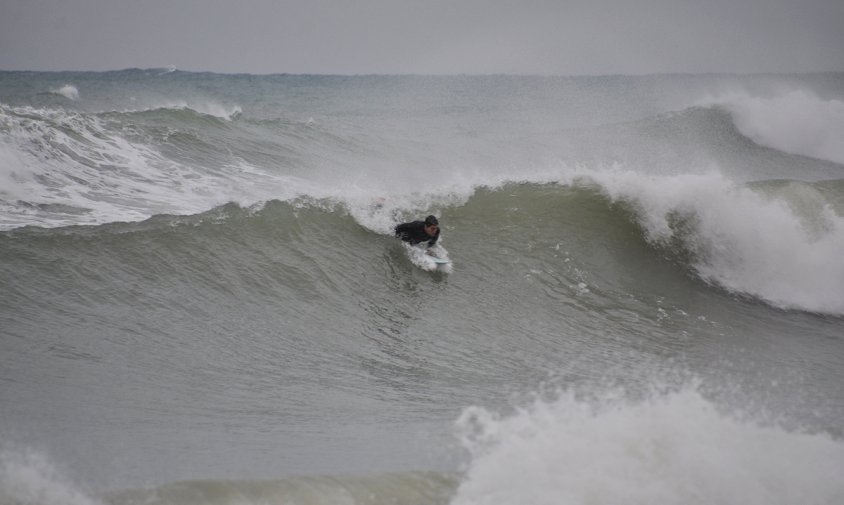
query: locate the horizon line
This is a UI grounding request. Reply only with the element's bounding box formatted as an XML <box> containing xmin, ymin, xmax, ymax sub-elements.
<box><xmin>2</xmin><ymin>67</ymin><xmax>843</xmax><ymax>79</ymax></box>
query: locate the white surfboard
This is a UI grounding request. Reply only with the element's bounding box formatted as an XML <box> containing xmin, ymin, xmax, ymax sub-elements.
<box><xmin>404</xmin><ymin>243</ymin><xmax>452</xmax><ymax>272</ymax></box>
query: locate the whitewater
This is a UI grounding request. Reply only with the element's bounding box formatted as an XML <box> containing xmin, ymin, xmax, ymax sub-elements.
<box><xmin>1</xmin><ymin>70</ymin><xmax>843</xmax><ymax>504</ymax></box>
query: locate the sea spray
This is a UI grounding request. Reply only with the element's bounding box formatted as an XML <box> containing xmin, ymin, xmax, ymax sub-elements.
<box><xmin>453</xmin><ymin>384</ymin><xmax>844</xmax><ymax>505</ymax></box>
<box><xmin>0</xmin><ymin>448</ymin><xmax>101</xmax><ymax>505</ymax></box>
<box><xmin>52</xmin><ymin>84</ymin><xmax>79</xmax><ymax>101</ymax></box>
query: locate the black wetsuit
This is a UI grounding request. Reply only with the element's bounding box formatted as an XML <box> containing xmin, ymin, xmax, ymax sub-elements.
<box><xmin>395</xmin><ymin>221</ymin><xmax>439</xmax><ymax>247</ymax></box>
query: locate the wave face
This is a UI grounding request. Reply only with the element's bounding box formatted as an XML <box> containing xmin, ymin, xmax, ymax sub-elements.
<box><xmin>2</xmin><ymin>71</ymin><xmax>844</xmax><ymax>504</ymax></box>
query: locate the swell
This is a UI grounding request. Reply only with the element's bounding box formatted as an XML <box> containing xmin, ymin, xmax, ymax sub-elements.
<box><xmin>0</xmin><ymin>187</ymin><xmax>687</xmax><ymax>395</ymax></box>
<box><xmin>4</xmin><ymin>178</ymin><xmax>844</xmax><ymax>316</ymax></box>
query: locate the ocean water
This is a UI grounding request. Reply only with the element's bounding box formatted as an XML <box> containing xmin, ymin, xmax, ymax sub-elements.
<box><xmin>1</xmin><ymin>70</ymin><xmax>844</xmax><ymax>504</ymax></box>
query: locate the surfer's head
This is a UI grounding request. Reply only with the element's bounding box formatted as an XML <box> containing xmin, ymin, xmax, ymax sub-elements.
<box><xmin>424</xmin><ymin>215</ymin><xmax>439</xmax><ymax>236</ymax></box>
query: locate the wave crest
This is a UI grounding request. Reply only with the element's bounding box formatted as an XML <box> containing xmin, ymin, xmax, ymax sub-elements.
<box><xmin>705</xmin><ymin>89</ymin><xmax>844</xmax><ymax>165</ymax></box>
<box><xmin>561</xmin><ymin>169</ymin><xmax>844</xmax><ymax>315</ymax></box>
<box><xmin>51</xmin><ymin>84</ymin><xmax>80</xmax><ymax>101</ymax></box>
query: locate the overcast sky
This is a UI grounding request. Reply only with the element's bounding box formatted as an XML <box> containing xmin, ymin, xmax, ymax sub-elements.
<box><xmin>1</xmin><ymin>0</ymin><xmax>842</xmax><ymax>75</ymax></box>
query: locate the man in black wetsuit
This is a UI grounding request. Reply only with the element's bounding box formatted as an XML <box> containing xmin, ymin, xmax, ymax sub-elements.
<box><xmin>395</xmin><ymin>215</ymin><xmax>440</xmax><ymax>248</ymax></box>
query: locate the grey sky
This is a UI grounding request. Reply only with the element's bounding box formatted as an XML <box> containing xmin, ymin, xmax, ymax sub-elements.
<box><xmin>1</xmin><ymin>0</ymin><xmax>842</xmax><ymax>74</ymax></box>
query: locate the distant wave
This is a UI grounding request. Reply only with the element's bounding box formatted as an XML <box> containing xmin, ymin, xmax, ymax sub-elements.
<box><xmin>0</xmin><ymin>104</ymin><xmax>256</xmax><ymax>229</ymax></box>
<box><xmin>704</xmin><ymin>90</ymin><xmax>844</xmax><ymax>165</ymax></box>
<box><xmin>112</xmin><ymin>101</ymin><xmax>243</xmax><ymax>120</ymax></box>
<box><xmin>50</xmin><ymin>84</ymin><xmax>79</xmax><ymax>100</ymax></box>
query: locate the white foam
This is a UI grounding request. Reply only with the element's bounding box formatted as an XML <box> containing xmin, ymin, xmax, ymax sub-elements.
<box><xmin>563</xmin><ymin>168</ymin><xmax>844</xmax><ymax>315</ymax></box>
<box><xmin>0</xmin><ymin>105</ymin><xmax>253</xmax><ymax>228</ymax></box>
<box><xmin>0</xmin><ymin>448</ymin><xmax>101</xmax><ymax>505</ymax></box>
<box><xmin>0</xmin><ymin>103</ymin><xmax>397</xmax><ymax>229</ymax></box>
<box><xmin>704</xmin><ymin>90</ymin><xmax>844</xmax><ymax>165</ymax></box>
<box><xmin>453</xmin><ymin>385</ymin><xmax>844</xmax><ymax>505</ymax></box>
<box><xmin>52</xmin><ymin>84</ymin><xmax>80</xmax><ymax>101</ymax></box>
<box><xmin>0</xmin><ymin>142</ymin><xmax>30</xmax><ymax>201</ymax></box>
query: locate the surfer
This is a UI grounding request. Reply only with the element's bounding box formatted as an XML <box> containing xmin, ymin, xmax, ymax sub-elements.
<box><xmin>395</xmin><ymin>215</ymin><xmax>440</xmax><ymax>248</ymax></box>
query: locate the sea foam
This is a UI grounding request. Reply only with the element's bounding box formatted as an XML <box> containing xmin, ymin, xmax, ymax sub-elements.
<box><xmin>52</xmin><ymin>84</ymin><xmax>80</xmax><ymax>100</ymax></box>
<box><xmin>0</xmin><ymin>105</ymin><xmax>262</xmax><ymax>228</ymax></box>
<box><xmin>453</xmin><ymin>385</ymin><xmax>844</xmax><ymax>505</ymax></box>
<box><xmin>0</xmin><ymin>449</ymin><xmax>100</xmax><ymax>505</ymax></box>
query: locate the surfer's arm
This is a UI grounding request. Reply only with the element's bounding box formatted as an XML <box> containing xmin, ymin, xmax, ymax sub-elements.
<box><xmin>395</xmin><ymin>222</ymin><xmax>414</xmax><ymax>238</ymax></box>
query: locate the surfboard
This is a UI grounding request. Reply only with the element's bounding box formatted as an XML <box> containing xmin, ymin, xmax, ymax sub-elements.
<box><xmin>400</xmin><ymin>242</ymin><xmax>452</xmax><ymax>272</ymax></box>
<box><xmin>424</xmin><ymin>253</ymin><xmax>452</xmax><ymax>273</ymax></box>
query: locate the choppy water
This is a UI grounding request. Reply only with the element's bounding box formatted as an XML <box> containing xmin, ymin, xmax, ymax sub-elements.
<box><xmin>1</xmin><ymin>70</ymin><xmax>844</xmax><ymax>504</ymax></box>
